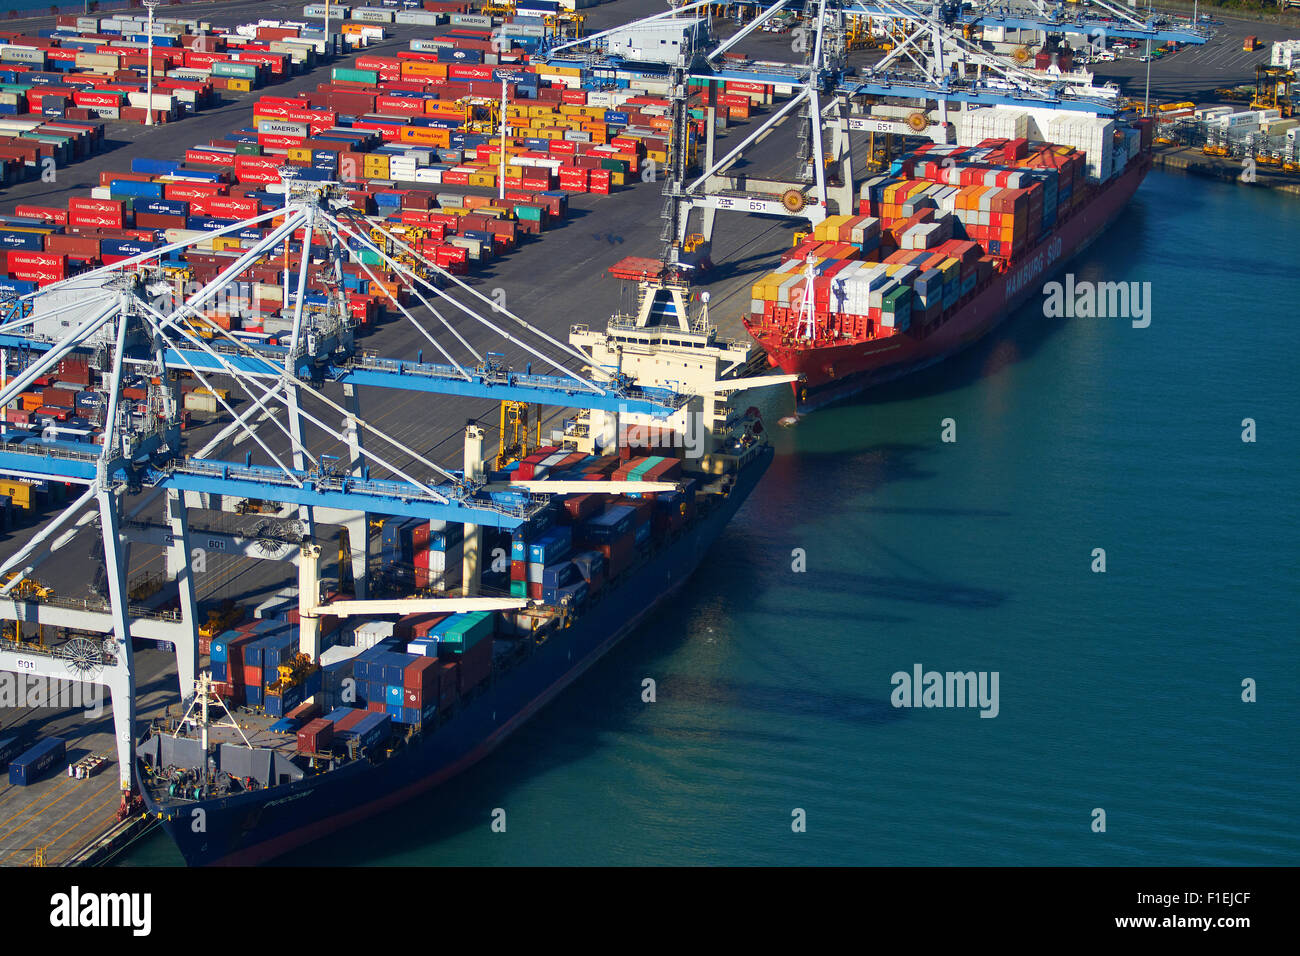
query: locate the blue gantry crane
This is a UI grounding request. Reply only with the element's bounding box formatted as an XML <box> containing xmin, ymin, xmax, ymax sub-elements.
<box><xmin>0</xmin><ymin>173</ymin><xmax>687</xmax><ymax>795</ymax></box>
<box><xmin>533</xmin><ymin>0</ymin><xmax>1204</xmax><ymax>271</ymax></box>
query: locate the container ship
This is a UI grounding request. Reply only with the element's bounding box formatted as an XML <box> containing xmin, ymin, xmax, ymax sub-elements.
<box><xmin>136</xmin><ymin>282</ymin><xmax>773</xmax><ymax>866</ymax></box>
<box><xmin>744</xmin><ymin>107</ymin><xmax>1156</xmax><ymax>412</ymax></box>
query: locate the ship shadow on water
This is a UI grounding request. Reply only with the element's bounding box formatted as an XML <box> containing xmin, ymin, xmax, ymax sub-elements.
<box><xmin>274</xmin><ymin>522</ymin><xmax>925</xmax><ymax>865</ymax></box>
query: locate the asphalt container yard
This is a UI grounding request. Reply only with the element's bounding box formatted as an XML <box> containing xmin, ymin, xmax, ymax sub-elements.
<box><xmin>0</xmin><ymin>648</ymin><xmax>175</xmax><ymax>867</ymax></box>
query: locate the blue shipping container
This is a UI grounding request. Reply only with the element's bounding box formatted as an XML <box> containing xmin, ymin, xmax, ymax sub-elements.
<box><xmin>0</xmin><ymin>735</ymin><xmax>23</xmax><ymax>770</ymax></box>
<box><xmin>8</xmin><ymin>737</ymin><xmax>66</xmax><ymax>786</ymax></box>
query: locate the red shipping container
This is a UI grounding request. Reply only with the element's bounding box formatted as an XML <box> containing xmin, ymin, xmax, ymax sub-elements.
<box><xmin>165</xmin><ymin>182</ymin><xmax>227</xmax><ymax>200</ymax></box>
<box><xmin>335</xmin><ymin>708</ymin><xmax>369</xmax><ymax>732</ymax></box>
<box><xmin>186</xmin><ymin>147</ymin><xmax>236</xmax><ymax>167</ymax></box>
<box><xmin>562</xmin><ymin>493</ymin><xmax>603</xmax><ymax>522</ymax></box>
<box><xmin>437</xmin><ymin>661</ymin><xmax>459</xmax><ymax>712</ymax></box>
<box><xmin>233</xmin><ymin>155</ymin><xmax>282</xmax><ymax>184</ymax></box>
<box><xmin>8</xmin><ymin>251</ymin><xmax>66</xmax><ymax>284</ymax></box>
<box><xmin>134</xmin><ymin>212</ymin><xmax>187</xmax><ymax>230</ymax></box>
<box><xmin>191</xmin><ymin>195</ymin><xmax>260</xmax><ymax>219</ymax></box>
<box><xmin>68</xmin><ymin>196</ymin><xmax>124</xmax><ymax>228</ymax></box>
<box><xmin>43</xmin><ymin>234</ymin><xmax>100</xmax><ymax>258</ymax></box>
<box><xmin>296</xmin><ymin>718</ymin><xmax>334</xmax><ymax>752</ymax></box>
<box><xmin>286</xmin><ymin>700</ymin><xmax>322</xmax><ymax>722</ymax></box>
<box><xmin>14</xmin><ymin>205</ymin><xmax>66</xmax><ymax>225</ymax></box>
<box><xmin>457</xmin><ymin>637</ymin><xmax>492</xmax><ymax>694</ymax></box>
<box><xmin>594</xmin><ymin>536</ymin><xmax>635</xmax><ymax>577</ymax></box>
<box><xmin>40</xmin><ymin>388</ymin><xmax>75</xmax><ymax>409</ymax></box>
<box><xmin>403</xmin><ymin>655</ymin><xmax>442</xmax><ymax>692</ymax></box>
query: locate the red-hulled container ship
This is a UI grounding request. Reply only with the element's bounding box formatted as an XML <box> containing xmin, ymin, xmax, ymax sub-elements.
<box><xmin>744</xmin><ymin>116</ymin><xmax>1154</xmax><ymax>412</ymax></box>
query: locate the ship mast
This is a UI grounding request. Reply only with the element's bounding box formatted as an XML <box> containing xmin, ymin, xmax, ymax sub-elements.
<box><xmin>796</xmin><ymin>255</ymin><xmax>819</xmax><ymax>342</ymax></box>
<box><xmin>173</xmin><ymin>673</ymin><xmax>254</xmax><ymax>753</ymax></box>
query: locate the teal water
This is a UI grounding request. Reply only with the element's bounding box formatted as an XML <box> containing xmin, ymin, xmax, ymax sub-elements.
<box><xmin>122</xmin><ymin>170</ymin><xmax>1300</xmax><ymax>866</ymax></box>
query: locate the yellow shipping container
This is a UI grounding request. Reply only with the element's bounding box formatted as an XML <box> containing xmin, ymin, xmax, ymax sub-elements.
<box><xmin>401</xmin><ymin>125</ymin><xmax>449</xmax><ymax>148</ymax></box>
<box><xmin>468</xmin><ymin>172</ymin><xmax>496</xmax><ymax>187</ymax></box>
<box><xmin>814</xmin><ymin>214</ymin><xmax>852</xmax><ymax>242</ymax></box>
<box><xmin>401</xmin><ymin>60</ymin><xmax>446</xmax><ymax>78</ymax></box>
<box><xmin>227</xmin><ymin>78</ymin><xmax>252</xmax><ymax>93</ymax></box>
<box><xmin>0</xmin><ymin>480</ymin><xmax>32</xmax><ymax>510</ymax></box>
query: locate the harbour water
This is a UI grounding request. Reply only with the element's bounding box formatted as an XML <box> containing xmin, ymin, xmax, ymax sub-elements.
<box><xmin>121</xmin><ymin>170</ymin><xmax>1299</xmax><ymax>866</ymax></box>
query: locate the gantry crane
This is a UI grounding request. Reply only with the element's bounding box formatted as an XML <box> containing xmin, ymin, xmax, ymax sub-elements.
<box><xmin>0</xmin><ymin>173</ymin><xmax>688</xmax><ymax>800</ymax></box>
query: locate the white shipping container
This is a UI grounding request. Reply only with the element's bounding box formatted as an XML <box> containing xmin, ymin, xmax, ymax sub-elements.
<box><xmin>74</xmin><ymin>52</ymin><xmax>121</xmax><ymax>71</ymax></box>
<box><xmin>1271</xmin><ymin>39</ymin><xmax>1300</xmax><ymax>68</ymax></box>
<box><xmin>303</xmin><ymin>4</ymin><xmax>351</xmax><ymax>17</ymax></box>
<box><xmin>127</xmin><ymin>92</ymin><xmax>177</xmax><ymax>111</ymax></box>
<box><xmin>427</xmin><ymin>542</ymin><xmax>464</xmax><ymax>573</ymax></box>
<box><xmin>184</xmin><ymin>392</ymin><xmax>218</xmax><ymax>413</ymax></box>
<box><xmin>258</xmin><ymin>119</ymin><xmax>309</xmax><ymax>136</ymax></box>
<box><xmin>395</xmin><ymin>11</ymin><xmax>446</xmax><ymax>26</ymax></box>
<box><xmin>320</xmin><ymin>643</ymin><xmax>363</xmax><ymax>667</ymax></box>
<box><xmin>0</xmin><ymin>46</ymin><xmax>46</xmax><ymax>66</ymax></box>
<box><xmin>351</xmin><ymin>8</ymin><xmax>395</xmax><ymax>23</ymax></box>
<box><xmin>277</xmin><ymin>37</ymin><xmax>326</xmax><ymax>56</ymax></box>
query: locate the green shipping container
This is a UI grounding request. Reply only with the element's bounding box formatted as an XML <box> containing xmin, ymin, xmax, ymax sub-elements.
<box><xmin>439</xmin><ymin>611</ymin><xmax>494</xmax><ymax>652</ymax></box>
<box><xmin>513</xmin><ymin>204</ymin><xmax>542</xmax><ymax>222</ymax></box>
<box><xmin>235</xmin><ymin>142</ymin><xmax>263</xmax><ymax>156</ymax></box>
<box><xmin>212</xmin><ymin>61</ymin><xmax>258</xmax><ymax>80</ymax></box>
<box><xmin>628</xmin><ymin>457</ymin><xmax>661</xmax><ymax>480</ymax></box>
<box><xmin>509</xmin><ymin>580</ymin><xmax>526</xmax><ymax>597</ymax></box>
<box><xmin>883</xmin><ymin>287</ymin><xmax>911</xmax><ymax>311</ymax></box>
<box><xmin>332</xmin><ymin>67</ymin><xmax>378</xmax><ymax>85</ymax></box>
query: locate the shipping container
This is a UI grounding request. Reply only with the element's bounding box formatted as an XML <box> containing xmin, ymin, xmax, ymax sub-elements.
<box><xmin>8</xmin><ymin>737</ymin><xmax>66</xmax><ymax>786</ymax></box>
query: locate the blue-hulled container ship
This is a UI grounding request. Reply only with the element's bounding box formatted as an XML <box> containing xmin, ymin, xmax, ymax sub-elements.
<box><xmin>137</xmin><ymin>282</ymin><xmax>774</xmax><ymax>866</ymax></box>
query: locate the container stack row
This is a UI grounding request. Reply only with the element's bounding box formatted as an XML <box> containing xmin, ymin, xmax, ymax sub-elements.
<box><xmin>745</xmin><ymin>128</ymin><xmax>1151</xmax><ymax>345</ymax></box>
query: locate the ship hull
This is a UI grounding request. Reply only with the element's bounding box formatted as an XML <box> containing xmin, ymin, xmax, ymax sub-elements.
<box><xmin>752</xmin><ymin>155</ymin><xmax>1151</xmax><ymax>413</ymax></box>
<box><xmin>141</xmin><ymin>444</ymin><xmax>772</xmax><ymax>866</ymax></box>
